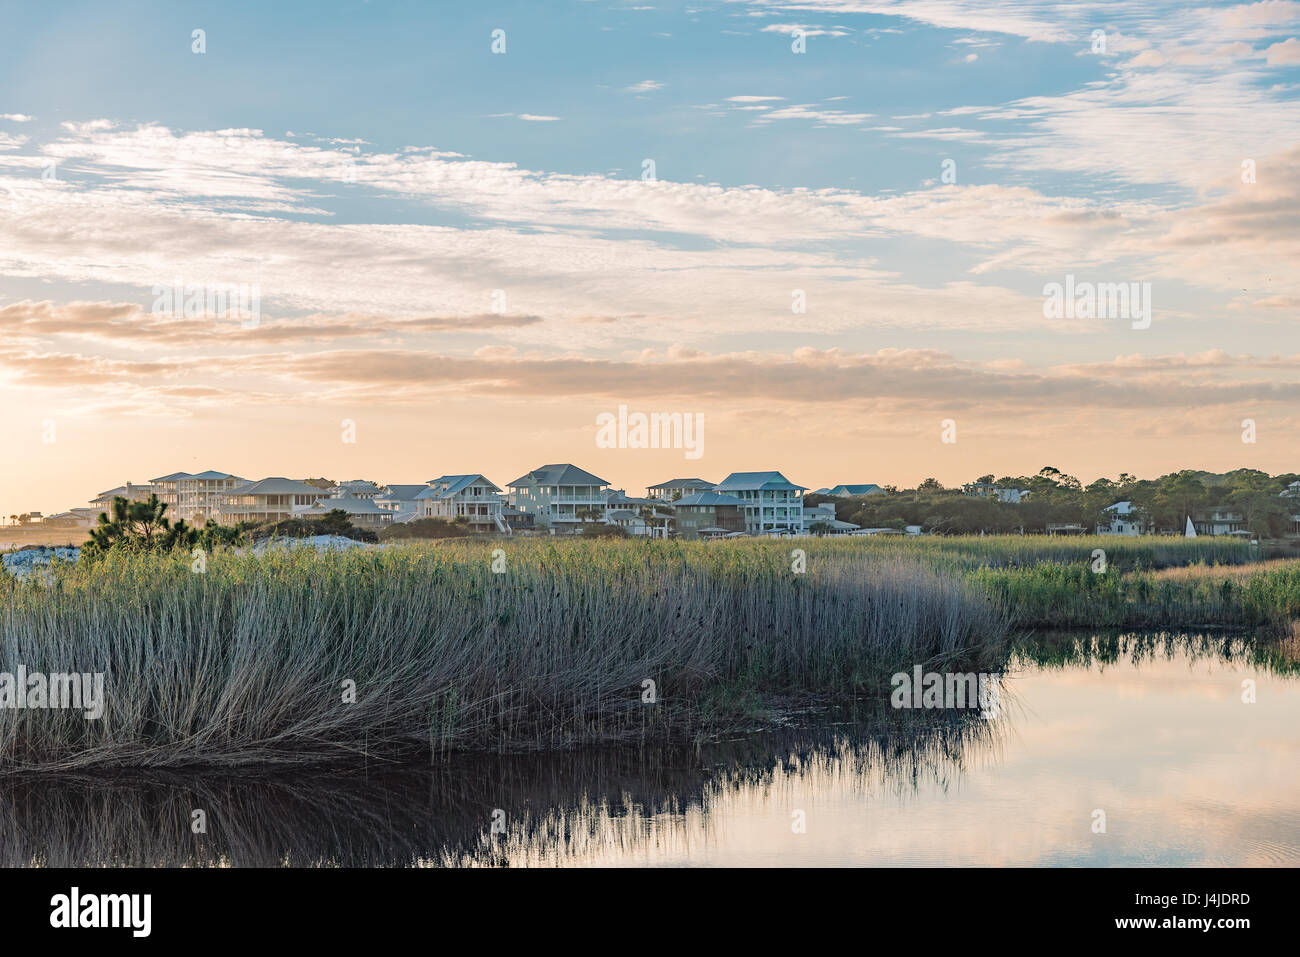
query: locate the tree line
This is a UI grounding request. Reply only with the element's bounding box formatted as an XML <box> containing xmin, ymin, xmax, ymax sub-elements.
<box><xmin>810</xmin><ymin>467</ymin><xmax>1300</xmax><ymax>537</ymax></box>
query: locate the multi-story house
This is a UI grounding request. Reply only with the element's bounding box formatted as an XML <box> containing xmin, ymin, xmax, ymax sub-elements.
<box><xmin>149</xmin><ymin>470</ymin><xmax>247</xmax><ymax>522</ymax></box>
<box><xmin>713</xmin><ymin>471</ymin><xmax>807</xmax><ymax>534</ymax></box>
<box><xmin>646</xmin><ymin>478</ymin><xmax>715</xmax><ymax>502</ymax></box>
<box><xmin>1192</xmin><ymin>508</ymin><xmax>1249</xmax><ymax>537</ymax></box>
<box><xmin>669</xmin><ymin>491</ymin><xmax>747</xmax><ymax>538</ymax></box>
<box><xmin>1097</xmin><ymin>501</ymin><xmax>1147</xmax><ymax>536</ymax></box>
<box><xmin>374</xmin><ymin>484</ymin><xmax>427</xmax><ymax>523</ymax></box>
<box><xmin>214</xmin><ymin>478</ymin><xmax>324</xmax><ymax>524</ymax></box>
<box><xmin>506</xmin><ymin>464</ymin><xmax>611</xmax><ymax>533</ymax></box>
<box><xmin>416</xmin><ymin>475</ymin><xmax>507</xmax><ymax>532</ymax></box>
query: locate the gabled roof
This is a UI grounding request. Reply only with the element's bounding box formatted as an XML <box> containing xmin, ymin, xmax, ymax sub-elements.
<box><xmin>715</xmin><ymin>471</ymin><xmax>807</xmax><ymax>492</ymax></box>
<box><xmin>672</xmin><ymin>492</ymin><xmax>748</xmax><ymax>507</ymax></box>
<box><xmin>826</xmin><ymin>484</ymin><xmax>883</xmax><ymax>496</ymax></box>
<box><xmin>647</xmin><ymin>478</ymin><xmax>714</xmax><ymax>490</ymax></box>
<box><xmin>226</xmin><ymin>477</ymin><xmax>322</xmax><ymax>496</ymax></box>
<box><xmin>149</xmin><ymin>471</ymin><xmax>194</xmax><ymax>482</ymax></box>
<box><xmin>417</xmin><ymin>474</ymin><xmax>502</xmax><ymax>500</ymax></box>
<box><xmin>378</xmin><ymin>484</ymin><xmax>428</xmax><ymax>501</ymax></box>
<box><xmin>506</xmin><ymin>464</ymin><xmax>609</xmax><ymax>487</ymax></box>
<box><xmin>187</xmin><ymin>469</ymin><xmax>241</xmax><ymax>481</ymax></box>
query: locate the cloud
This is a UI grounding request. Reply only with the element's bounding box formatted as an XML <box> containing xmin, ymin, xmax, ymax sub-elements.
<box><xmin>622</xmin><ymin>80</ymin><xmax>664</xmax><ymax>93</ymax></box>
<box><xmin>1265</xmin><ymin>36</ymin><xmax>1300</xmax><ymax>62</ymax></box>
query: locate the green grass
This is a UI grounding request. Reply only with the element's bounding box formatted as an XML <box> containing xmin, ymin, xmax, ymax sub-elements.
<box><xmin>0</xmin><ymin>534</ymin><xmax>1288</xmax><ymax>772</ymax></box>
<box><xmin>0</xmin><ymin>539</ymin><xmax>1007</xmax><ymax>771</ymax></box>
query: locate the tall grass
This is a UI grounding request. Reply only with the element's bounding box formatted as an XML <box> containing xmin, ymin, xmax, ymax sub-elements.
<box><xmin>818</xmin><ymin>534</ymin><xmax>1256</xmax><ymax>572</ymax></box>
<box><xmin>0</xmin><ymin>540</ymin><xmax>1007</xmax><ymax>771</ymax></box>
<box><xmin>972</xmin><ymin>560</ymin><xmax>1300</xmax><ymax>632</ymax></box>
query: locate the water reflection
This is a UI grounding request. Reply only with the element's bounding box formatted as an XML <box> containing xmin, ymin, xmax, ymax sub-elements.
<box><xmin>2</xmin><ymin>633</ymin><xmax>1298</xmax><ymax>867</ymax></box>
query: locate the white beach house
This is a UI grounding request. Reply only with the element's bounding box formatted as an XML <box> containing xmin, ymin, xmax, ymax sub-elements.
<box><xmin>417</xmin><ymin>475</ymin><xmax>508</xmax><ymax>532</ymax></box>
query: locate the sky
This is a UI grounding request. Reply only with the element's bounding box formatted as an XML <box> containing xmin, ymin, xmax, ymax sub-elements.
<box><xmin>2</xmin><ymin>0</ymin><xmax>1299</xmax><ymax>514</ymax></box>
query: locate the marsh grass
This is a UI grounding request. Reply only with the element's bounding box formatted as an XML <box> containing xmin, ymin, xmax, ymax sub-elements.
<box><xmin>0</xmin><ymin>540</ymin><xmax>1007</xmax><ymax>771</ymax></box>
<box><xmin>975</xmin><ymin>559</ymin><xmax>1300</xmax><ymax>632</ymax></box>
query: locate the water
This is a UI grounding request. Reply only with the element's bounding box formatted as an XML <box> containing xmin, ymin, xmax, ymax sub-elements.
<box><xmin>3</xmin><ymin>633</ymin><xmax>1298</xmax><ymax>867</ymax></box>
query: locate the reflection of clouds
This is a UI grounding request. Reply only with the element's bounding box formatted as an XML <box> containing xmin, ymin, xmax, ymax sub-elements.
<box><xmin>482</xmin><ymin>642</ymin><xmax>1300</xmax><ymax>866</ymax></box>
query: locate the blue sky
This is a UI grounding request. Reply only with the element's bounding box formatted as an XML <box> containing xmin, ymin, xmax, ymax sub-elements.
<box><xmin>1</xmin><ymin>0</ymin><xmax>1299</xmax><ymax>510</ymax></box>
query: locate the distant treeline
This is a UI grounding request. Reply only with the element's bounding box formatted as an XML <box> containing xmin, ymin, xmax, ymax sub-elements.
<box><xmin>810</xmin><ymin>467</ymin><xmax>1300</xmax><ymax>536</ymax></box>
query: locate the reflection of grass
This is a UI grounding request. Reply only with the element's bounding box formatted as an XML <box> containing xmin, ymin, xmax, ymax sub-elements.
<box><xmin>1010</xmin><ymin>630</ymin><xmax>1300</xmax><ymax>677</ymax></box>
<box><xmin>0</xmin><ymin>541</ymin><xmax>1007</xmax><ymax>770</ymax></box>
<box><xmin>0</xmin><ymin>710</ymin><xmax>1002</xmax><ymax>867</ymax></box>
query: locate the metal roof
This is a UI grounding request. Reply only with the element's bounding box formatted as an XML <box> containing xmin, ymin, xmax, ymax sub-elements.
<box><xmin>671</xmin><ymin>492</ymin><xmax>748</xmax><ymax>507</ymax></box>
<box><xmin>506</xmin><ymin>464</ymin><xmax>609</xmax><ymax>488</ymax></box>
<box><xmin>416</xmin><ymin>474</ymin><xmax>502</xmax><ymax>500</ymax></box>
<box><xmin>715</xmin><ymin>471</ymin><xmax>808</xmax><ymax>492</ymax></box>
<box><xmin>225</xmin><ymin>477</ymin><xmax>322</xmax><ymax>496</ymax></box>
<box><xmin>647</xmin><ymin>478</ymin><xmax>714</xmax><ymax>490</ymax></box>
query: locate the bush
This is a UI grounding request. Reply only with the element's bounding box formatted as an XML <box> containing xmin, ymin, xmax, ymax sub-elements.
<box><xmin>248</xmin><ymin>509</ymin><xmax>376</xmax><ymax>543</ymax></box>
<box><xmin>580</xmin><ymin>523</ymin><xmax>629</xmax><ymax>538</ymax></box>
<box><xmin>378</xmin><ymin>518</ymin><xmax>472</xmax><ymax>541</ymax></box>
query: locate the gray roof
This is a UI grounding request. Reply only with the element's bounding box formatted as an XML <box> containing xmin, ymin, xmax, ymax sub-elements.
<box><xmin>416</xmin><ymin>474</ymin><xmax>502</xmax><ymax>500</ymax></box>
<box><xmin>226</xmin><ymin>477</ymin><xmax>322</xmax><ymax>497</ymax></box>
<box><xmin>715</xmin><ymin>471</ymin><xmax>807</xmax><ymax>492</ymax></box>
<box><xmin>506</xmin><ymin>463</ymin><xmax>609</xmax><ymax>488</ymax></box>
<box><xmin>647</xmin><ymin>478</ymin><xmax>714</xmax><ymax>490</ymax></box>
<box><xmin>149</xmin><ymin>471</ymin><xmax>194</xmax><ymax>482</ymax></box>
<box><xmin>672</xmin><ymin>492</ymin><xmax>748</xmax><ymax>507</ymax></box>
<box><xmin>379</xmin><ymin>484</ymin><xmax>428</xmax><ymax>501</ymax></box>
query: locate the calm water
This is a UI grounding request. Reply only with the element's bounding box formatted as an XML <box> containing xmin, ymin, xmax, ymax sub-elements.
<box><xmin>3</xmin><ymin>633</ymin><xmax>1298</xmax><ymax>867</ymax></box>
